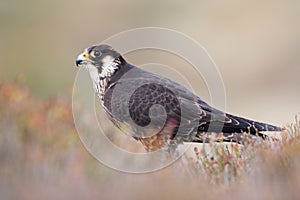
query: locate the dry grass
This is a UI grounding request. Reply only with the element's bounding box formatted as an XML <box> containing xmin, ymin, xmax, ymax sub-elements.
<box><xmin>1</xmin><ymin>80</ymin><xmax>300</xmax><ymax>200</ymax></box>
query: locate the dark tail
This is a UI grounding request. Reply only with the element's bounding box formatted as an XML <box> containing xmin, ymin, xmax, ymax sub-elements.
<box><xmin>195</xmin><ymin>113</ymin><xmax>282</xmax><ymax>143</ymax></box>
<box><xmin>222</xmin><ymin>113</ymin><xmax>282</xmax><ymax>134</ymax></box>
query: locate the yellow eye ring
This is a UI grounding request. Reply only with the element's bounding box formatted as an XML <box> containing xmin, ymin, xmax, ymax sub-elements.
<box><xmin>90</xmin><ymin>50</ymin><xmax>102</xmax><ymax>58</ymax></box>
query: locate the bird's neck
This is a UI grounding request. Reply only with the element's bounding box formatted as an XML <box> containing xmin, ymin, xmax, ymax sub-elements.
<box><xmin>99</xmin><ymin>57</ymin><xmax>123</xmax><ymax>79</ymax></box>
<box><xmin>94</xmin><ymin>57</ymin><xmax>131</xmax><ymax>103</ymax></box>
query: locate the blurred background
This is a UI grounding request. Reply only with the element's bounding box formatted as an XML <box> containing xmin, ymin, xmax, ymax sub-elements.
<box><xmin>1</xmin><ymin>0</ymin><xmax>299</xmax><ymax>125</ymax></box>
<box><xmin>1</xmin><ymin>0</ymin><xmax>300</xmax><ymax>199</ymax></box>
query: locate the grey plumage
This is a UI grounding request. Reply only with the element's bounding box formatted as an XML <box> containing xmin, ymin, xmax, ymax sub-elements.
<box><xmin>76</xmin><ymin>44</ymin><xmax>282</xmax><ymax>151</ymax></box>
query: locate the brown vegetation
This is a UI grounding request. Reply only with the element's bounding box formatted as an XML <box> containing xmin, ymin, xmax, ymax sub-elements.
<box><xmin>1</xmin><ymin>80</ymin><xmax>300</xmax><ymax>200</ymax></box>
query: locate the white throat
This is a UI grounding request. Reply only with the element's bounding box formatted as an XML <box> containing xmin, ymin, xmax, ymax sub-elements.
<box><xmin>84</xmin><ymin>64</ymin><xmax>102</xmax><ymax>101</ymax></box>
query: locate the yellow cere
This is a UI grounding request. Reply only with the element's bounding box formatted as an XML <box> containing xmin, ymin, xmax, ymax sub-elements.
<box><xmin>83</xmin><ymin>53</ymin><xmax>89</xmax><ymax>59</ymax></box>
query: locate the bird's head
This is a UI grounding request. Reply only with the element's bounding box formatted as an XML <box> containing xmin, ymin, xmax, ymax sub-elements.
<box><xmin>76</xmin><ymin>44</ymin><xmax>125</xmax><ymax>79</ymax></box>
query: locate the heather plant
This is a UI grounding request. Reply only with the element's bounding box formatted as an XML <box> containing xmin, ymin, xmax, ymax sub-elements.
<box><xmin>1</xmin><ymin>80</ymin><xmax>299</xmax><ymax>200</ymax></box>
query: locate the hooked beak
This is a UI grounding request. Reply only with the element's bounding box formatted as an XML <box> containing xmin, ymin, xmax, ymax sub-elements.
<box><xmin>76</xmin><ymin>51</ymin><xmax>90</xmax><ymax>67</ymax></box>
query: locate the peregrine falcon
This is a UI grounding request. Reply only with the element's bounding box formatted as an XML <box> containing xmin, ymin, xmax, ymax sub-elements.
<box><xmin>75</xmin><ymin>44</ymin><xmax>282</xmax><ymax>152</ymax></box>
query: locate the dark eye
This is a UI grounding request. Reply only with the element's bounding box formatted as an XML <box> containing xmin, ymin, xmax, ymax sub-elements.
<box><xmin>90</xmin><ymin>50</ymin><xmax>101</xmax><ymax>58</ymax></box>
